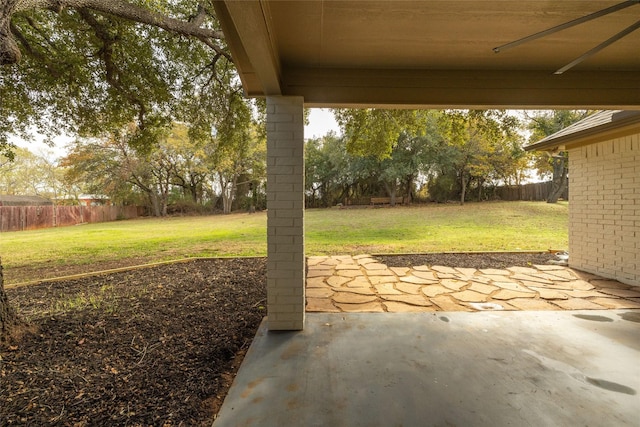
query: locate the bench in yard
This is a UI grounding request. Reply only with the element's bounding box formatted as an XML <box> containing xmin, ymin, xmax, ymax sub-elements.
<box><xmin>370</xmin><ymin>197</ymin><xmax>392</xmax><ymax>205</ymax></box>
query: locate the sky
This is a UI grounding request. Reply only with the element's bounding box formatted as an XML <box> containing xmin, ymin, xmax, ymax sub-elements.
<box><xmin>13</xmin><ymin>108</ymin><xmax>341</xmax><ymax>161</ymax></box>
<box><xmin>305</xmin><ymin>108</ymin><xmax>340</xmax><ymax>139</ymax></box>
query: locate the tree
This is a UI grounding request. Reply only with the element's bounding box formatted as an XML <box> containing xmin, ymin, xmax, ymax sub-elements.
<box><xmin>0</xmin><ymin>146</ymin><xmax>69</xmax><ymax>198</ymax></box>
<box><xmin>165</xmin><ymin>124</ymin><xmax>208</xmax><ymax>204</ymax></box>
<box><xmin>436</xmin><ymin>110</ymin><xmax>522</xmax><ymax>204</ymax></box>
<box><xmin>1</xmin><ymin>0</ymin><xmax>233</xmax><ymax>341</ymax></box>
<box><xmin>525</xmin><ymin>110</ymin><xmax>593</xmax><ymax>203</ymax></box>
<box><xmin>1</xmin><ymin>0</ymin><xmax>230</xmax><ymax>157</ymax></box>
<box><xmin>1</xmin><ymin>258</ymin><xmax>21</xmax><ymax>344</ymax></box>
<box><xmin>334</xmin><ymin>108</ymin><xmax>430</xmax><ymax>159</ymax></box>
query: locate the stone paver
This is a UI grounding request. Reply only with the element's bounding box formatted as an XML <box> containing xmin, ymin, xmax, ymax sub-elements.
<box><xmin>506</xmin><ymin>298</ymin><xmax>557</xmax><ymax>311</ymax></box>
<box><xmin>412</xmin><ymin>271</ymin><xmax>438</xmax><ymax>280</ymax></box>
<box><xmin>333</xmin><ymin>293</ymin><xmax>378</xmax><ymax>304</ymax></box>
<box><xmin>368</xmin><ymin>276</ymin><xmax>397</xmax><ymax>285</ymax></box>
<box><xmin>305</xmin><ymin>255</ymin><xmax>640</xmax><ymax>314</ymax></box>
<box><xmin>395</xmin><ymin>282</ymin><xmax>423</xmax><ymax>295</ymax></box>
<box><xmin>421</xmin><ymin>285</ymin><xmax>452</xmax><ymax>298</ymax></box>
<box><xmin>380</xmin><ymin>294</ymin><xmax>432</xmax><ymax>306</ymax></box>
<box><xmin>383</xmin><ymin>301</ymin><xmax>434</xmax><ymax>312</ymax></box>
<box><xmin>306</xmin><ymin>298</ymin><xmax>340</xmax><ymax>312</ymax></box>
<box><xmin>598</xmin><ymin>288</ymin><xmax>640</xmax><ymax>298</ymax></box>
<box><xmin>307</xmin><ymin>269</ymin><xmax>334</xmax><ymax>278</ymax></box>
<box><xmin>374</xmin><ymin>283</ymin><xmax>404</xmax><ymax>295</ymax></box>
<box><xmin>492</xmin><ymin>289</ymin><xmax>537</xmax><ymax>300</ymax></box>
<box><xmin>506</xmin><ymin>266</ymin><xmax>540</xmax><ymax>275</ymax></box>
<box><xmin>492</xmin><ymin>281</ymin><xmax>535</xmax><ymax>293</ymax></box>
<box><xmin>550</xmin><ymin>298</ymin><xmax>605</xmax><ymax>310</ymax></box>
<box><xmin>400</xmin><ymin>275</ymin><xmax>435</xmax><ymax>285</ymax></box>
<box><xmin>455</xmin><ymin>267</ymin><xmax>478</xmax><ymax>278</ymax></box>
<box><xmin>335</xmin><ymin>288</ymin><xmax>375</xmax><ymax>296</ymax></box>
<box><xmin>529</xmin><ymin>287</ymin><xmax>569</xmax><ymax>300</ymax></box>
<box><xmin>480</xmin><ymin>268</ymin><xmax>511</xmax><ymax>276</ymax></box>
<box><xmin>588</xmin><ymin>297</ymin><xmax>640</xmax><ymax>309</ymax></box>
<box><xmin>511</xmin><ymin>273</ymin><xmax>553</xmax><ymax>285</ymax></box>
<box><xmin>346</xmin><ymin>277</ymin><xmax>372</xmax><ymax>288</ymax></box>
<box><xmin>390</xmin><ymin>267</ymin><xmax>411</xmax><ymax>276</ymax></box>
<box><xmin>430</xmin><ymin>295</ymin><xmax>472</xmax><ymax>311</ymax></box>
<box><xmin>561</xmin><ymin>290</ymin><xmax>611</xmax><ymax>299</ymax></box>
<box><xmin>440</xmin><ymin>278</ymin><xmax>468</xmax><ymax>291</ymax></box>
<box><xmin>468</xmin><ymin>282</ymin><xmax>499</xmax><ymax>295</ymax></box>
<box><xmin>431</xmin><ymin>265</ymin><xmax>458</xmax><ymax>274</ymax></box>
<box><xmin>451</xmin><ymin>290</ymin><xmax>489</xmax><ymax>303</ymax></box>
<box><xmin>306</xmin><ymin>288</ymin><xmax>335</xmax><ymax>298</ymax></box>
<box><xmin>335</xmin><ymin>301</ymin><xmax>385</xmax><ymax>312</ymax></box>
<box><xmin>306</xmin><ymin>277</ymin><xmax>329</xmax><ymax>288</ymax></box>
<box><xmin>327</xmin><ymin>276</ymin><xmax>352</xmax><ymax>287</ymax></box>
<box><xmin>336</xmin><ymin>270</ymin><xmax>363</xmax><ymax>278</ymax></box>
<box><xmin>335</xmin><ymin>264</ymin><xmax>361</xmax><ymax>270</ymax></box>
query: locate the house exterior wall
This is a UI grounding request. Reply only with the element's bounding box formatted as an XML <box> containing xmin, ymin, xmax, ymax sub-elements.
<box><xmin>568</xmin><ymin>133</ymin><xmax>640</xmax><ymax>286</ymax></box>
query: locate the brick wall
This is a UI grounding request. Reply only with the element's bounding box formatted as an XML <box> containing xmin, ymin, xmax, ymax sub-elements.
<box><xmin>266</xmin><ymin>96</ymin><xmax>306</xmax><ymax>330</ymax></box>
<box><xmin>568</xmin><ymin>133</ymin><xmax>640</xmax><ymax>286</ymax></box>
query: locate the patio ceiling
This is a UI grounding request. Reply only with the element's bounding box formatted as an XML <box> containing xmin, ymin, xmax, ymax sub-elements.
<box><xmin>213</xmin><ymin>0</ymin><xmax>640</xmax><ymax>109</ymax></box>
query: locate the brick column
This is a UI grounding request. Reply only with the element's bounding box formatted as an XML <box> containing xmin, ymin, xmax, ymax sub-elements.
<box><xmin>266</xmin><ymin>96</ymin><xmax>305</xmax><ymax>330</ymax></box>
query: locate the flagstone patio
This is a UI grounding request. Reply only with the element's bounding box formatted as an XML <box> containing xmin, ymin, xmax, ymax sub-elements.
<box><xmin>306</xmin><ymin>255</ymin><xmax>640</xmax><ymax>313</ymax></box>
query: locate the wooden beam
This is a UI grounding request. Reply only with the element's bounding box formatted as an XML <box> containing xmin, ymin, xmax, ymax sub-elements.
<box><xmin>214</xmin><ymin>0</ymin><xmax>282</xmax><ymax>96</ymax></box>
<box><xmin>281</xmin><ymin>68</ymin><xmax>640</xmax><ymax>109</ymax></box>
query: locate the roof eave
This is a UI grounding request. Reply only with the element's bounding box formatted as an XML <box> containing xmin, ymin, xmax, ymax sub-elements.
<box><xmin>525</xmin><ymin>112</ymin><xmax>640</xmax><ymax>152</ymax></box>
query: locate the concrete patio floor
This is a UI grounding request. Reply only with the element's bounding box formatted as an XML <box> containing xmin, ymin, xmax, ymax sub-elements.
<box><xmin>213</xmin><ymin>310</ymin><xmax>640</xmax><ymax>427</ymax></box>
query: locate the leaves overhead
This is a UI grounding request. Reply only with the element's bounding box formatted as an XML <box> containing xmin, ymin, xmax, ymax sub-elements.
<box><xmin>1</xmin><ymin>0</ymin><xmax>231</xmax><ymax>155</ymax></box>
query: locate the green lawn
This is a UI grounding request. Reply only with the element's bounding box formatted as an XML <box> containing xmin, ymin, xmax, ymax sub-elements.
<box><xmin>0</xmin><ymin>201</ymin><xmax>567</xmax><ymax>281</ymax></box>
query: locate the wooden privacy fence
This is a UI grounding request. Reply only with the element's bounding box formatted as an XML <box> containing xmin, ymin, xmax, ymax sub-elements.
<box><xmin>0</xmin><ymin>205</ymin><xmax>142</xmax><ymax>232</ymax></box>
<box><xmin>493</xmin><ymin>180</ymin><xmax>568</xmax><ymax>202</ymax></box>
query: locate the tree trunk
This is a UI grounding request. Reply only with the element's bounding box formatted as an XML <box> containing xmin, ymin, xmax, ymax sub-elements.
<box><xmin>1</xmin><ymin>258</ymin><xmax>19</xmax><ymax>344</ymax></box>
<box><xmin>383</xmin><ymin>181</ymin><xmax>397</xmax><ymax>206</ymax></box>
<box><xmin>219</xmin><ymin>172</ymin><xmax>237</xmax><ymax>214</ymax></box>
<box><xmin>459</xmin><ymin>173</ymin><xmax>467</xmax><ymax>205</ymax></box>
<box><xmin>0</xmin><ymin>0</ymin><xmax>21</xmax><ymax>65</ymax></box>
<box><xmin>547</xmin><ymin>153</ymin><xmax>568</xmax><ymax>204</ymax></box>
<box><xmin>149</xmin><ymin>192</ymin><xmax>161</xmax><ymax>217</ymax></box>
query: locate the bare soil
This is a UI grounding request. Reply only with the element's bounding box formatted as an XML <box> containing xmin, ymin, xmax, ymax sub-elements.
<box><xmin>1</xmin><ymin>252</ymin><xmax>556</xmax><ymax>426</ymax></box>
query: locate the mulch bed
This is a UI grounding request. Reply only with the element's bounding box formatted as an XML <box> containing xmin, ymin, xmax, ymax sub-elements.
<box><xmin>1</xmin><ymin>252</ymin><xmax>557</xmax><ymax>425</ymax></box>
<box><xmin>377</xmin><ymin>252</ymin><xmax>557</xmax><ymax>270</ymax></box>
<box><xmin>1</xmin><ymin>258</ymin><xmax>266</xmax><ymax>426</ymax></box>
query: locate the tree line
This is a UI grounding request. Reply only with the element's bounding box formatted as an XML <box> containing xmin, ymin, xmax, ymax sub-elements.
<box><xmin>1</xmin><ymin>109</ymin><xmax>587</xmax><ymax>214</ymax></box>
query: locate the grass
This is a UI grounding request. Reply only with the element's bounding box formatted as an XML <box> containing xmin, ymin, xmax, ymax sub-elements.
<box><xmin>0</xmin><ymin>201</ymin><xmax>568</xmax><ymax>280</ymax></box>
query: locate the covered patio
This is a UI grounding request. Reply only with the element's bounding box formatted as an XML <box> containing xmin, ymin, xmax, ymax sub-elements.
<box><xmin>211</xmin><ymin>1</ymin><xmax>639</xmax><ymax>425</ymax></box>
<box><xmin>213</xmin><ymin>0</ymin><xmax>640</xmax><ymax>331</ymax></box>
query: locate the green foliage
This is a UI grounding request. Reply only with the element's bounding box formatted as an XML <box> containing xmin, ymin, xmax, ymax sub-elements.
<box><xmin>525</xmin><ymin>110</ymin><xmax>593</xmax><ymax>178</ymax></box>
<box><xmin>306</xmin><ymin>109</ymin><xmax>533</xmax><ymax>207</ymax></box>
<box><xmin>1</xmin><ymin>0</ymin><xmax>230</xmax><ymax>154</ymax></box>
<box><xmin>334</xmin><ymin>109</ymin><xmax>430</xmax><ymax>159</ymax></box>
<box><xmin>0</xmin><ymin>146</ymin><xmax>66</xmax><ymax>198</ymax></box>
<box><xmin>433</xmin><ymin>110</ymin><xmax>525</xmax><ymax>203</ymax></box>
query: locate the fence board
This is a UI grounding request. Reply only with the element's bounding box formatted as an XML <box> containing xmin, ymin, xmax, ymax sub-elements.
<box><xmin>493</xmin><ymin>180</ymin><xmax>568</xmax><ymax>202</ymax></box>
<box><xmin>0</xmin><ymin>205</ymin><xmax>141</xmax><ymax>232</ymax></box>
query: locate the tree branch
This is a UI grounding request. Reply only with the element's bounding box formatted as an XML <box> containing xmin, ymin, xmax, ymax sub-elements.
<box><xmin>2</xmin><ymin>0</ymin><xmax>226</xmax><ymax>65</ymax></box>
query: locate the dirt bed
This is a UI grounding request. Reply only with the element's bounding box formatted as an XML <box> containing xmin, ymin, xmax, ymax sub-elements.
<box><xmin>1</xmin><ymin>253</ymin><xmax>557</xmax><ymax>425</ymax></box>
<box><xmin>378</xmin><ymin>252</ymin><xmax>557</xmax><ymax>270</ymax></box>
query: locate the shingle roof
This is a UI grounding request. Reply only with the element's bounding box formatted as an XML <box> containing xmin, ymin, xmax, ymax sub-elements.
<box><xmin>0</xmin><ymin>195</ymin><xmax>53</xmax><ymax>206</ymax></box>
<box><xmin>525</xmin><ymin>110</ymin><xmax>640</xmax><ymax>152</ymax></box>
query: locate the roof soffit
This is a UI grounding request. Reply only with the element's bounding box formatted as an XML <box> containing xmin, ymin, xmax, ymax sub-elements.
<box><xmin>215</xmin><ymin>1</ymin><xmax>640</xmax><ymax>108</ymax></box>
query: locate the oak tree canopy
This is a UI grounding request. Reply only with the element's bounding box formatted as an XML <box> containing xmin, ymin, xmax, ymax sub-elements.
<box><xmin>0</xmin><ymin>0</ymin><xmax>230</xmax><ymax>157</ymax></box>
